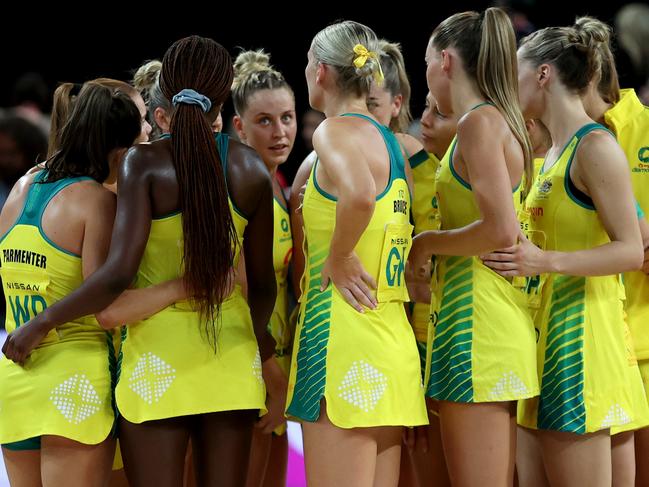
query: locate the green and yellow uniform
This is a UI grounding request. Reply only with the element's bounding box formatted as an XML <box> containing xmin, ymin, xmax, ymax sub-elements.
<box><xmin>270</xmin><ymin>197</ymin><xmax>293</xmax><ymax>376</ymax></box>
<box><xmin>607</xmin><ymin>91</ymin><xmax>649</xmax><ymax>404</ymax></box>
<box><xmin>115</xmin><ymin>133</ymin><xmax>266</xmax><ymax>423</ymax></box>
<box><xmin>426</xmin><ymin>133</ymin><xmax>539</xmax><ymax>403</ymax></box>
<box><xmin>518</xmin><ymin>123</ymin><xmax>648</xmax><ymax>433</ymax></box>
<box><xmin>410</xmin><ymin>150</ymin><xmax>441</xmax><ymax>370</ymax></box>
<box><xmin>0</xmin><ymin>171</ymin><xmax>115</xmax><ymax>447</ymax></box>
<box><xmin>286</xmin><ymin>113</ymin><xmax>428</xmax><ymax>428</ymax></box>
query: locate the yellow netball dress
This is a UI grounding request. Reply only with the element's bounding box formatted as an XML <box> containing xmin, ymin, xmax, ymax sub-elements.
<box><xmin>410</xmin><ymin>150</ymin><xmax>441</xmax><ymax>367</ymax></box>
<box><xmin>426</xmin><ymin>133</ymin><xmax>539</xmax><ymax>403</ymax></box>
<box><xmin>606</xmin><ymin>90</ymin><xmax>649</xmax><ymax>393</ymax></box>
<box><xmin>0</xmin><ymin>171</ymin><xmax>114</xmax><ymax>447</ymax></box>
<box><xmin>270</xmin><ymin>196</ymin><xmax>293</xmax><ymax>376</ymax></box>
<box><xmin>518</xmin><ymin>123</ymin><xmax>648</xmax><ymax>433</ymax></box>
<box><xmin>115</xmin><ymin>133</ymin><xmax>266</xmax><ymax>423</ymax></box>
<box><xmin>286</xmin><ymin>113</ymin><xmax>428</xmax><ymax>428</ymax></box>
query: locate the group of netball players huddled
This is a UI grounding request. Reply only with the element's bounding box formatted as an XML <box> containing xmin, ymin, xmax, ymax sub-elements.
<box><xmin>0</xmin><ymin>7</ymin><xmax>648</xmax><ymax>487</ymax></box>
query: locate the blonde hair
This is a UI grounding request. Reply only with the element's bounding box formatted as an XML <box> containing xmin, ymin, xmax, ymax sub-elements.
<box><xmin>133</xmin><ymin>60</ymin><xmax>170</xmax><ymax>139</ymax></box>
<box><xmin>312</xmin><ymin>20</ymin><xmax>382</xmax><ymax>97</ymax></box>
<box><xmin>231</xmin><ymin>49</ymin><xmax>292</xmax><ymax>115</ymax></box>
<box><xmin>574</xmin><ymin>17</ymin><xmax>619</xmax><ymax>104</ymax></box>
<box><xmin>431</xmin><ymin>8</ymin><xmax>533</xmax><ymax>195</ymax></box>
<box><xmin>377</xmin><ymin>40</ymin><xmax>412</xmax><ymax>133</ymax></box>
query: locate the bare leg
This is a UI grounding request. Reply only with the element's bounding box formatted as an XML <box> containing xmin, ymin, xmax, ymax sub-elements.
<box><xmin>539</xmin><ymin>429</ymin><xmax>611</xmax><ymax>487</ymax></box>
<box><xmin>439</xmin><ymin>400</ymin><xmax>515</xmax><ymax>487</ymax></box>
<box><xmin>302</xmin><ymin>400</ymin><xmax>401</xmax><ymax>487</ymax></box>
<box><xmin>373</xmin><ymin>425</ymin><xmax>402</xmax><ymax>487</ymax></box>
<box><xmin>398</xmin><ymin>413</ymin><xmax>451</xmax><ymax>487</ymax></box>
<box><xmin>635</xmin><ymin>427</ymin><xmax>649</xmax><ymax>486</ymax></box>
<box><xmin>262</xmin><ymin>433</ymin><xmax>288</xmax><ymax>487</ymax></box>
<box><xmin>516</xmin><ymin>427</ymin><xmax>549</xmax><ymax>487</ymax></box>
<box><xmin>119</xmin><ymin>416</ymin><xmax>190</xmax><ymax>487</ymax></box>
<box><xmin>2</xmin><ymin>448</ymin><xmax>41</xmax><ymax>487</ymax></box>
<box><xmin>397</xmin><ymin>442</ymin><xmax>418</xmax><ymax>487</ymax></box>
<box><xmin>612</xmin><ymin>431</ymin><xmax>635</xmax><ymax>487</ymax></box>
<box><xmin>245</xmin><ymin>427</ymin><xmax>272</xmax><ymax>487</ymax></box>
<box><xmin>191</xmin><ymin>409</ymin><xmax>256</xmax><ymax>487</ymax></box>
<box><xmin>108</xmin><ymin>469</ymin><xmax>129</xmax><ymax>487</ymax></box>
<box><xmin>40</xmin><ymin>436</ymin><xmax>114</xmax><ymax>487</ymax></box>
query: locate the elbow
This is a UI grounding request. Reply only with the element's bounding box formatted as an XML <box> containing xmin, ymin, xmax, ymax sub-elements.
<box><xmin>349</xmin><ymin>193</ymin><xmax>375</xmax><ymax>213</ymax></box>
<box><xmin>488</xmin><ymin>222</ymin><xmax>519</xmax><ymax>250</ymax></box>
<box><xmin>95</xmin><ymin>310</ymin><xmax>119</xmax><ymax>330</ymax></box>
<box><xmin>626</xmin><ymin>244</ymin><xmax>645</xmax><ymax>272</ymax></box>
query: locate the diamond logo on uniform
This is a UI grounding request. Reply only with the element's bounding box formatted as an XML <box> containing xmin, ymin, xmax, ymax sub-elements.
<box><xmin>50</xmin><ymin>374</ymin><xmax>102</xmax><ymax>424</ymax></box>
<box><xmin>338</xmin><ymin>360</ymin><xmax>388</xmax><ymax>412</ymax></box>
<box><xmin>128</xmin><ymin>352</ymin><xmax>176</xmax><ymax>404</ymax></box>
<box><xmin>489</xmin><ymin>371</ymin><xmax>530</xmax><ymax>400</ymax></box>
<box><xmin>253</xmin><ymin>351</ymin><xmax>263</xmax><ymax>383</ymax></box>
<box><xmin>601</xmin><ymin>404</ymin><xmax>632</xmax><ymax>428</ymax></box>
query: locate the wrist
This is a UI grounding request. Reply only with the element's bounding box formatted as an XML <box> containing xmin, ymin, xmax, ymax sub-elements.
<box><xmin>544</xmin><ymin>251</ymin><xmax>561</xmax><ymax>274</ymax></box>
<box><xmin>329</xmin><ymin>242</ymin><xmax>353</xmax><ymax>260</ymax></box>
<box><xmin>37</xmin><ymin>309</ymin><xmax>56</xmax><ymax>332</ymax></box>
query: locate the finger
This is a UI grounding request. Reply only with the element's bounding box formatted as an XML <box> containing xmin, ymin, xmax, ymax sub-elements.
<box><xmin>351</xmin><ymin>282</ymin><xmax>375</xmax><ymax>310</ymax></box>
<box><xmin>354</xmin><ymin>280</ymin><xmax>377</xmax><ymax>309</ymax></box>
<box><xmin>320</xmin><ymin>275</ymin><xmax>330</xmax><ymax>292</ymax></box>
<box><xmin>361</xmin><ymin>269</ymin><xmax>377</xmax><ymax>291</ymax></box>
<box><xmin>415</xmin><ymin>426</ymin><xmax>429</xmax><ymax>453</ymax></box>
<box><xmin>1</xmin><ymin>335</ymin><xmax>10</xmax><ymax>355</ymax></box>
<box><xmin>405</xmin><ymin>428</ymin><xmax>415</xmax><ymax>451</ymax></box>
<box><xmin>256</xmin><ymin>415</ymin><xmax>270</xmax><ymax>430</ymax></box>
<box><xmin>480</xmin><ymin>251</ymin><xmax>515</xmax><ymax>262</ymax></box>
<box><xmin>263</xmin><ymin>420</ymin><xmax>281</xmax><ymax>435</ymax></box>
<box><xmin>482</xmin><ymin>260</ymin><xmax>518</xmax><ymax>271</ymax></box>
<box><xmin>341</xmin><ymin>288</ymin><xmax>363</xmax><ymax>313</ymax></box>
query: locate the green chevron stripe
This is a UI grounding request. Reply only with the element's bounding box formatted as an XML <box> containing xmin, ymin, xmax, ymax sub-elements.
<box><xmin>286</xmin><ymin>248</ymin><xmax>333</xmax><ymax>421</ymax></box>
<box><xmin>538</xmin><ymin>276</ymin><xmax>586</xmax><ymax>433</ymax></box>
<box><xmin>427</xmin><ymin>257</ymin><xmax>474</xmax><ymax>401</ymax></box>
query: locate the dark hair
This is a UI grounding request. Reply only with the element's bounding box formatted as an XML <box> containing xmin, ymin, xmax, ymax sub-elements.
<box><xmin>49</xmin><ymin>82</ymin><xmax>82</xmax><ymax>158</ymax></box>
<box><xmin>49</xmin><ymin>78</ymin><xmax>139</xmax><ymax>158</ymax></box>
<box><xmin>232</xmin><ymin>49</ymin><xmax>293</xmax><ymax>115</ymax></box>
<box><xmin>45</xmin><ymin>83</ymin><xmax>141</xmax><ymax>183</ymax></box>
<box><xmin>431</xmin><ymin>7</ymin><xmax>532</xmax><ymax>195</ymax></box>
<box><xmin>159</xmin><ymin>35</ymin><xmax>237</xmax><ymax>349</ymax></box>
<box><xmin>0</xmin><ymin>115</ymin><xmax>48</xmax><ymax>179</ymax></box>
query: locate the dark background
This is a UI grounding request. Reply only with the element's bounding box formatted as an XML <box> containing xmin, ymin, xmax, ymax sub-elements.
<box><xmin>2</xmin><ymin>1</ymin><xmax>644</xmax><ymax>180</ymax></box>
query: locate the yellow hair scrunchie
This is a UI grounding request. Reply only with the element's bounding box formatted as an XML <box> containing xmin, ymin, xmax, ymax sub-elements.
<box><xmin>352</xmin><ymin>44</ymin><xmax>385</xmax><ymax>86</ymax></box>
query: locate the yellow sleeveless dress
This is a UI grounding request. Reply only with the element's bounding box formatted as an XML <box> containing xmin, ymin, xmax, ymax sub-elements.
<box><xmin>115</xmin><ymin>133</ymin><xmax>266</xmax><ymax>423</ymax></box>
<box><xmin>0</xmin><ymin>171</ymin><xmax>115</xmax><ymax>446</ymax></box>
<box><xmin>426</xmin><ymin>135</ymin><xmax>539</xmax><ymax>403</ymax></box>
<box><xmin>286</xmin><ymin>113</ymin><xmax>428</xmax><ymax>428</ymax></box>
<box><xmin>270</xmin><ymin>197</ymin><xmax>293</xmax><ymax>376</ymax></box>
<box><xmin>518</xmin><ymin>123</ymin><xmax>649</xmax><ymax>433</ymax></box>
<box><xmin>410</xmin><ymin>150</ymin><xmax>441</xmax><ymax>369</ymax></box>
<box><xmin>605</xmin><ymin>91</ymin><xmax>649</xmax><ymax>411</ymax></box>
